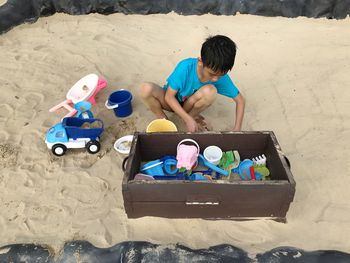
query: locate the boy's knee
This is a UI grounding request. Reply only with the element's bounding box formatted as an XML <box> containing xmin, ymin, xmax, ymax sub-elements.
<box><xmin>139</xmin><ymin>82</ymin><xmax>153</xmax><ymax>99</ymax></box>
<box><xmin>201</xmin><ymin>84</ymin><xmax>217</xmax><ymax>103</ymax></box>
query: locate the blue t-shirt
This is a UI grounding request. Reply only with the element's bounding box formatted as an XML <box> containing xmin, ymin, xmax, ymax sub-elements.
<box><xmin>163</xmin><ymin>58</ymin><xmax>239</xmax><ymax>102</ymax></box>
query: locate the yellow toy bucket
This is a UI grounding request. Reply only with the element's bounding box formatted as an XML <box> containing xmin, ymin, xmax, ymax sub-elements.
<box><xmin>146</xmin><ymin>119</ymin><xmax>178</xmax><ymax>133</ymax></box>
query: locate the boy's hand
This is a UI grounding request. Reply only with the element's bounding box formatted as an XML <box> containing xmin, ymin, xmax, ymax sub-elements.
<box><xmin>185</xmin><ymin>117</ymin><xmax>198</xmax><ymax>132</ymax></box>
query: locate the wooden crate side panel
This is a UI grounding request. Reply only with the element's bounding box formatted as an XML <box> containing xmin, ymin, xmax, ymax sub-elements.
<box><xmin>126</xmin><ymin>182</ymin><xmax>291</xmax><ymax>201</ymax></box>
<box><xmin>127</xmin><ymin>203</ymin><xmax>287</xmax><ymax>219</ymax></box>
<box><xmin>124</xmin><ymin>183</ymin><xmax>293</xmax><ymax>218</ymax></box>
<box><xmin>124</xmin><ymin>188</ymin><xmax>291</xmax><ymax>219</ymax></box>
<box><xmin>265</xmin><ymin>136</ymin><xmax>289</xmax><ymax>181</ymax></box>
<box><xmin>265</xmin><ymin>132</ymin><xmax>293</xmax><ymax>182</ymax></box>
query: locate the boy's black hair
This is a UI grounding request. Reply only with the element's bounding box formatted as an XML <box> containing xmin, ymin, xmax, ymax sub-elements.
<box><xmin>201</xmin><ymin>35</ymin><xmax>237</xmax><ymax>73</ymax></box>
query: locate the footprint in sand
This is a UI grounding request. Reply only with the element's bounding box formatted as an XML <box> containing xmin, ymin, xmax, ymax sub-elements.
<box><xmin>93</xmin><ymin>34</ymin><xmax>108</xmax><ymax>42</ymax></box>
<box><xmin>0</xmin><ymin>143</ymin><xmax>19</xmax><ymax>168</ymax></box>
<box><xmin>19</xmin><ymin>132</ymin><xmax>47</xmax><ymax>154</ymax></box>
<box><xmin>68</xmin><ymin>153</ymin><xmax>103</xmax><ymax>169</ymax></box>
<box><xmin>0</xmin><ymin>131</ymin><xmax>9</xmax><ymax>141</ymax></box>
<box><xmin>0</xmin><ymin>103</ymin><xmax>14</xmax><ymax>124</ymax></box>
<box><xmin>33</xmin><ymin>45</ymin><xmax>46</xmax><ymax>51</ymax></box>
<box><xmin>15</xmin><ymin>92</ymin><xmax>45</xmax><ymax>120</ymax></box>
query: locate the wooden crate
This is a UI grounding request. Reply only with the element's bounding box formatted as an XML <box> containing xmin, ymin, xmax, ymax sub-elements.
<box><xmin>122</xmin><ymin>131</ymin><xmax>295</xmax><ymax>222</ymax></box>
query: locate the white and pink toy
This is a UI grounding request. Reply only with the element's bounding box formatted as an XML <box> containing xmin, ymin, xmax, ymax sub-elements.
<box><xmin>49</xmin><ymin>74</ymin><xmax>107</xmax><ymax>118</ymax></box>
<box><xmin>176</xmin><ymin>139</ymin><xmax>200</xmax><ymax>171</ymax></box>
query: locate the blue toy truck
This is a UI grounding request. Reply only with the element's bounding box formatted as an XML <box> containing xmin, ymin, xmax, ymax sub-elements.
<box><xmin>45</xmin><ymin>117</ymin><xmax>104</xmax><ymax>156</ymax></box>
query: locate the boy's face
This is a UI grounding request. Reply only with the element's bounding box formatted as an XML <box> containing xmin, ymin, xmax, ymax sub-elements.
<box><xmin>198</xmin><ymin>58</ymin><xmax>226</xmax><ymax>82</ymax></box>
<box><xmin>202</xmin><ymin>67</ymin><xmax>225</xmax><ymax>82</ymax></box>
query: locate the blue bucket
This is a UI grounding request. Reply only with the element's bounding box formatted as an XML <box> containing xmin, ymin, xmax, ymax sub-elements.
<box><xmin>105</xmin><ymin>90</ymin><xmax>133</xmax><ymax>117</ymax></box>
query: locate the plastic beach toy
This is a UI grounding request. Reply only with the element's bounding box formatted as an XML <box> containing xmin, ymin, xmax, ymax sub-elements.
<box><xmin>203</xmin><ymin>146</ymin><xmax>223</xmax><ymax>165</ymax></box>
<box><xmin>218</xmin><ymin>150</ymin><xmax>241</xmax><ymax>177</ymax></box>
<box><xmin>45</xmin><ymin>117</ymin><xmax>104</xmax><ymax>156</ymax></box>
<box><xmin>141</xmin><ymin>160</ymin><xmax>164</xmax><ymax>176</ymax></box>
<box><xmin>253</xmin><ymin>165</ymin><xmax>270</xmax><ymax>179</ymax></box>
<box><xmin>134</xmin><ymin>173</ymin><xmax>155</xmax><ymax>181</ymax></box>
<box><xmin>232</xmin><ymin>150</ymin><xmax>240</xmax><ymax>169</ymax></box>
<box><xmin>146</xmin><ymin>119</ymin><xmax>178</xmax><ymax>133</ymax></box>
<box><xmin>74</xmin><ymin>101</ymin><xmax>94</xmax><ymax>119</ymax></box>
<box><xmin>105</xmin><ymin>89</ymin><xmax>133</xmax><ymax>118</ymax></box>
<box><xmin>198</xmin><ymin>154</ymin><xmax>229</xmax><ymax>177</ymax></box>
<box><xmin>233</xmin><ymin>159</ymin><xmax>255</xmax><ymax>180</ymax></box>
<box><xmin>189</xmin><ymin>173</ymin><xmax>212</xmax><ymax>181</ymax></box>
<box><xmin>140</xmin><ymin>156</ymin><xmax>178</xmax><ymax>177</ymax></box>
<box><xmin>68</xmin><ymin>74</ymin><xmax>98</xmax><ymax>103</ymax></box>
<box><xmin>176</xmin><ymin>139</ymin><xmax>200</xmax><ymax>171</ymax></box>
<box><xmin>134</xmin><ymin>173</ymin><xmax>187</xmax><ymax>181</ymax></box>
<box><xmin>252</xmin><ymin>154</ymin><xmax>267</xmax><ymax>166</ymax></box>
<box><xmin>162</xmin><ymin>156</ymin><xmax>178</xmax><ymax>175</ymax></box>
<box><xmin>220</xmin><ymin>151</ymin><xmax>234</xmax><ymax>167</ymax></box>
<box><xmin>114</xmin><ymin>135</ymin><xmax>133</xmax><ymax>155</ymax></box>
<box><xmin>49</xmin><ymin>74</ymin><xmax>107</xmax><ymax>118</ymax></box>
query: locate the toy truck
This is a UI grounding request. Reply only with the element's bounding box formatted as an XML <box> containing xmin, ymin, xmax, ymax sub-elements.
<box><xmin>45</xmin><ymin>117</ymin><xmax>104</xmax><ymax>156</ymax></box>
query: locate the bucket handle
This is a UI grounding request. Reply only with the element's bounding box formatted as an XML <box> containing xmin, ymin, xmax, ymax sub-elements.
<box><xmin>105</xmin><ymin>89</ymin><xmax>133</xmax><ymax>110</ymax></box>
<box><xmin>177</xmin><ymin>139</ymin><xmax>200</xmax><ymax>156</ymax></box>
<box><xmin>283</xmin><ymin>155</ymin><xmax>291</xmax><ymax>170</ymax></box>
<box><xmin>122</xmin><ymin>156</ymin><xmax>129</xmax><ymax>172</ymax></box>
<box><xmin>105</xmin><ymin>100</ymin><xmax>119</xmax><ymax>110</ymax></box>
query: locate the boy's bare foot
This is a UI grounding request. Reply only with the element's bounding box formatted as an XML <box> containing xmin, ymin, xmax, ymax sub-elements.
<box><xmin>194</xmin><ymin>115</ymin><xmax>212</xmax><ymax>131</ymax></box>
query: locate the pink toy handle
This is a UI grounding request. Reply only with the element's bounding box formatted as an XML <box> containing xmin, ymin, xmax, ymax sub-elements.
<box><xmin>87</xmin><ymin>97</ymin><xmax>96</xmax><ymax>105</ymax></box>
<box><xmin>97</xmin><ymin>79</ymin><xmax>107</xmax><ymax>90</ymax></box>
<box><xmin>177</xmin><ymin>139</ymin><xmax>200</xmax><ymax>156</ymax></box>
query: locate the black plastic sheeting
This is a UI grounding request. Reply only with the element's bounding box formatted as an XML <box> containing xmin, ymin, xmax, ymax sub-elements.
<box><xmin>1</xmin><ymin>0</ymin><xmax>350</xmax><ymax>34</ymax></box>
<box><xmin>1</xmin><ymin>241</ymin><xmax>350</xmax><ymax>263</ymax></box>
<box><xmin>0</xmin><ymin>241</ymin><xmax>349</xmax><ymax>263</ymax></box>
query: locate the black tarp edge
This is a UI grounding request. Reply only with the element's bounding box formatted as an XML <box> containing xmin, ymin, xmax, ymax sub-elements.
<box><xmin>1</xmin><ymin>0</ymin><xmax>350</xmax><ymax>34</ymax></box>
<box><xmin>1</xmin><ymin>241</ymin><xmax>350</xmax><ymax>263</ymax></box>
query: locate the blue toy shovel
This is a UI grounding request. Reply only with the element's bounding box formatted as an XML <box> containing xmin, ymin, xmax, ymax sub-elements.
<box><xmin>198</xmin><ymin>154</ymin><xmax>229</xmax><ymax>177</ymax></box>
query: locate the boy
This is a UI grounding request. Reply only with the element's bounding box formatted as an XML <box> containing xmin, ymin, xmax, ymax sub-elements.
<box><xmin>139</xmin><ymin>35</ymin><xmax>245</xmax><ymax>132</ymax></box>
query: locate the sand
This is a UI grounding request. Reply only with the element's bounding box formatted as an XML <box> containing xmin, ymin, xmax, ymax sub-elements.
<box><xmin>0</xmin><ymin>10</ymin><xmax>350</xmax><ymax>257</ymax></box>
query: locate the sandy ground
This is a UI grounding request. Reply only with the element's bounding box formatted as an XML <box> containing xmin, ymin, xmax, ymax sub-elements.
<box><xmin>0</xmin><ymin>10</ymin><xmax>350</xmax><ymax>257</ymax></box>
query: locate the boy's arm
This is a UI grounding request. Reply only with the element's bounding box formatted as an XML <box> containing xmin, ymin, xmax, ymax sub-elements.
<box><xmin>164</xmin><ymin>87</ymin><xmax>198</xmax><ymax>132</ymax></box>
<box><xmin>232</xmin><ymin>93</ymin><xmax>245</xmax><ymax>131</ymax></box>
<box><xmin>214</xmin><ymin>75</ymin><xmax>244</xmax><ymax>131</ymax></box>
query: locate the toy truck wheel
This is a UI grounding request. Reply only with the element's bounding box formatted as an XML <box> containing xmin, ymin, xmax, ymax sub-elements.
<box><xmin>52</xmin><ymin>144</ymin><xmax>67</xmax><ymax>156</ymax></box>
<box><xmin>86</xmin><ymin>140</ymin><xmax>100</xmax><ymax>154</ymax></box>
